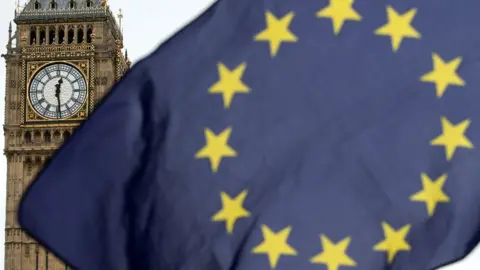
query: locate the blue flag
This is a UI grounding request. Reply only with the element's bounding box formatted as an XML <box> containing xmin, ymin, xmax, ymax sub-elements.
<box><xmin>19</xmin><ymin>0</ymin><xmax>480</xmax><ymax>269</ymax></box>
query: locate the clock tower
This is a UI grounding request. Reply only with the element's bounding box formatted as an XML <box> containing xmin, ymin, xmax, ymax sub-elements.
<box><xmin>2</xmin><ymin>0</ymin><xmax>130</xmax><ymax>269</ymax></box>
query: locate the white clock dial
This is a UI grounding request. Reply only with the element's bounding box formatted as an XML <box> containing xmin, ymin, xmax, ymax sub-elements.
<box><xmin>28</xmin><ymin>63</ymin><xmax>87</xmax><ymax>119</ymax></box>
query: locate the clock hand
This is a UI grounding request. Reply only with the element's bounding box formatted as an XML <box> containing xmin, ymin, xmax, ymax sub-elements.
<box><xmin>54</xmin><ymin>78</ymin><xmax>63</xmax><ymax>118</ymax></box>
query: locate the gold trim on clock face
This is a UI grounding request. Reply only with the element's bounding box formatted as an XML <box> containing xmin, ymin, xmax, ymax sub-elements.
<box><xmin>28</xmin><ymin>62</ymin><xmax>88</xmax><ymax>120</ymax></box>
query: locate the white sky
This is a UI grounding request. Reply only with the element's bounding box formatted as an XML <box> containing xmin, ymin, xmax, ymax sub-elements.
<box><xmin>0</xmin><ymin>0</ymin><xmax>478</xmax><ymax>269</ymax></box>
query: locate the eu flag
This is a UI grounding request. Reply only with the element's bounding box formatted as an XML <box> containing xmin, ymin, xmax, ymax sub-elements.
<box><xmin>19</xmin><ymin>0</ymin><xmax>480</xmax><ymax>269</ymax></box>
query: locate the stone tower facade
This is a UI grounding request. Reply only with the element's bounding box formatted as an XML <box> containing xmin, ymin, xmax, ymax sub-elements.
<box><xmin>1</xmin><ymin>0</ymin><xmax>130</xmax><ymax>269</ymax></box>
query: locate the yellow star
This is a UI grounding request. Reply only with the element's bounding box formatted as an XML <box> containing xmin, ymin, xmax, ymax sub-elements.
<box><xmin>209</xmin><ymin>63</ymin><xmax>250</xmax><ymax>109</ymax></box>
<box><xmin>373</xmin><ymin>222</ymin><xmax>411</xmax><ymax>263</ymax></box>
<box><xmin>310</xmin><ymin>234</ymin><xmax>357</xmax><ymax>270</ymax></box>
<box><xmin>252</xmin><ymin>225</ymin><xmax>297</xmax><ymax>269</ymax></box>
<box><xmin>254</xmin><ymin>11</ymin><xmax>298</xmax><ymax>57</ymax></box>
<box><xmin>430</xmin><ymin>117</ymin><xmax>473</xmax><ymax>161</ymax></box>
<box><xmin>410</xmin><ymin>173</ymin><xmax>450</xmax><ymax>216</ymax></box>
<box><xmin>211</xmin><ymin>190</ymin><xmax>250</xmax><ymax>234</ymax></box>
<box><xmin>374</xmin><ymin>5</ymin><xmax>421</xmax><ymax>52</ymax></box>
<box><xmin>420</xmin><ymin>53</ymin><xmax>465</xmax><ymax>98</ymax></box>
<box><xmin>316</xmin><ymin>0</ymin><xmax>362</xmax><ymax>35</ymax></box>
<box><xmin>195</xmin><ymin>127</ymin><xmax>237</xmax><ymax>173</ymax></box>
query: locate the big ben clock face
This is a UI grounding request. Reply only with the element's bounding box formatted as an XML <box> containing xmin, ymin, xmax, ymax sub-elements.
<box><xmin>28</xmin><ymin>63</ymin><xmax>87</xmax><ymax>119</ymax></box>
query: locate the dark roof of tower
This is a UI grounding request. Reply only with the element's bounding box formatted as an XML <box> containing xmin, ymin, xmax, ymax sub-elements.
<box><xmin>15</xmin><ymin>0</ymin><xmax>107</xmax><ymax>22</ymax></box>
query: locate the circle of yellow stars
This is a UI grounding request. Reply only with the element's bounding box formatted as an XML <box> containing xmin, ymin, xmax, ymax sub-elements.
<box><xmin>193</xmin><ymin>1</ymin><xmax>473</xmax><ymax>269</ymax></box>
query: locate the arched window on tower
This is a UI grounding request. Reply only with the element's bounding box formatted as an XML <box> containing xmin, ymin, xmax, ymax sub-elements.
<box><xmin>45</xmin><ymin>251</ymin><xmax>50</xmax><ymax>270</ymax></box>
<box><xmin>24</xmin><ymin>132</ymin><xmax>32</xmax><ymax>144</ymax></box>
<box><xmin>58</xmin><ymin>26</ymin><xmax>65</xmax><ymax>44</ymax></box>
<box><xmin>29</xmin><ymin>27</ymin><xmax>36</xmax><ymax>45</ymax></box>
<box><xmin>34</xmin><ymin>0</ymin><xmax>41</xmax><ymax>9</ymax></box>
<box><xmin>49</xmin><ymin>0</ymin><xmax>57</xmax><ymax>9</ymax></box>
<box><xmin>35</xmin><ymin>156</ymin><xmax>42</xmax><ymax>167</ymax></box>
<box><xmin>33</xmin><ymin>131</ymin><xmax>41</xmax><ymax>144</ymax></box>
<box><xmin>48</xmin><ymin>26</ymin><xmax>55</xmax><ymax>44</ymax></box>
<box><xmin>25</xmin><ymin>157</ymin><xmax>32</xmax><ymax>176</ymax></box>
<box><xmin>44</xmin><ymin>131</ymin><xmax>51</xmax><ymax>143</ymax></box>
<box><xmin>39</xmin><ymin>27</ymin><xmax>46</xmax><ymax>45</ymax></box>
<box><xmin>69</xmin><ymin>0</ymin><xmax>76</xmax><ymax>9</ymax></box>
<box><xmin>67</xmin><ymin>26</ymin><xmax>74</xmax><ymax>44</ymax></box>
<box><xmin>86</xmin><ymin>25</ymin><xmax>93</xmax><ymax>43</ymax></box>
<box><xmin>63</xmin><ymin>130</ymin><xmax>71</xmax><ymax>142</ymax></box>
<box><xmin>77</xmin><ymin>25</ymin><xmax>84</xmax><ymax>43</ymax></box>
<box><xmin>86</xmin><ymin>0</ymin><xmax>93</xmax><ymax>7</ymax></box>
<box><xmin>44</xmin><ymin>156</ymin><xmax>52</xmax><ymax>166</ymax></box>
<box><xmin>35</xmin><ymin>245</ymin><xmax>39</xmax><ymax>268</ymax></box>
<box><xmin>53</xmin><ymin>131</ymin><xmax>61</xmax><ymax>142</ymax></box>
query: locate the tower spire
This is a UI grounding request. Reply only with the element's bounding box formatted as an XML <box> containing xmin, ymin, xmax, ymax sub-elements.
<box><xmin>100</xmin><ymin>0</ymin><xmax>108</xmax><ymax>12</ymax></box>
<box><xmin>14</xmin><ymin>0</ymin><xmax>20</xmax><ymax>18</ymax></box>
<box><xmin>117</xmin><ymin>8</ymin><xmax>123</xmax><ymax>33</ymax></box>
<box><xmin>6</xmin><ymin>22</ymin><xmax>13</xmax><ymax>51</ymax></box>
